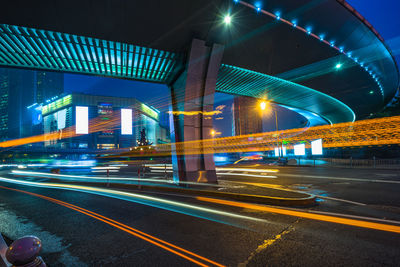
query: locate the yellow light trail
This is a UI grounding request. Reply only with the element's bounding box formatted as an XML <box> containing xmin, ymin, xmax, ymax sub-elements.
<box><xmin>113</xmin><ymin>115</ymin><xmax>400</xmax><ymax>157</ymax></box>
<box><xmin>167</xmin><ymin>110</ymin><xmax>222</xmax><ymax>116</ymax></box>
<box><xmin>0</xmin><ymin>185</ymin><xmax>226</xmax><ymax>267</ymax></box>
<box><xmin>215</xmin><ymin>168</ymin><xmax>279</xmax><ymax>173</ymax></box>
<box><xmin>1</xmin><ymin>113</ymin><xmax>400</xmax><ymax>156</ymax></box>
<box><xmin>196</xmin><ymin>197</ymin><xmax>400</xmax><ymax>234</ymax></box>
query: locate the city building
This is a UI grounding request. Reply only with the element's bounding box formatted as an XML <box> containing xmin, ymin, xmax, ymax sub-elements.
<box><xmin>41</xmin><ymin>93</ymin><xmax>169</xmax><ymax>150</ymax></box>
<box><xmin>232</xmin><ymin>96</ymin><xmax>263</xmax><ymax>136</ymax></box>
<box><xmin>0</xmin><ymin>68</ymin><xmax>63</xmax><ymax>140</ymax></box>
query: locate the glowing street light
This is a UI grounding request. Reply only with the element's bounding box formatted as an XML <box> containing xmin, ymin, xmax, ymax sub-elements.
<box><xmin>335</xmin><ymin>63</ymin><xmax>342</xmax><ymax>69</ymax></box>
<box><xmin>259</xmin><ymin>100</ymin><xmax>282</xmax><ymax>157</ymax></box>
<box><xmin>224</xmin><ymin>14</ymin><xmax>232</xmax><ymax>25</ymax></box>
<box><xmin>260</xmin><ymin>101</ymin><xmax>267</xmax><ymax>110</ymax></box>
<box><xmin>210</xmin><ymin>129</ymin><xmax>221</xmax><ymax>138</ymax></box>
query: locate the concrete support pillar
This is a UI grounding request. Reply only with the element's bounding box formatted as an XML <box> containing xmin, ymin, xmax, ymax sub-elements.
<box><xmin>168</xmin><ymin>39</ymin><xmax>224</xmax><ymax>184</ymax></box>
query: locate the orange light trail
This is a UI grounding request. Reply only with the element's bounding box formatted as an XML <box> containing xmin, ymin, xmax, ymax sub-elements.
<box><xmin>0</xmin><ymin>185</ymin><xmax>225</xmax><ymax>267</ymax></box>
<box><xmin>196</xmin><ymin>197</ymin><xmax>400</xmax><ymax>234</ymax></box>
<box><xmin>1</xmin><ymin>113</ymin><xmax>400</xmax><ymax>155</ymax></box>
<box><xmin>113</xmin><ymin>115</ymin><xmax>400</xmax><ymax>157</ymax></box>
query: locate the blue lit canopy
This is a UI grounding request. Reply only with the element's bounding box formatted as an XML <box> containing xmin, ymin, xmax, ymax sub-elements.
<box><xmin>0</xmin><ymin>23</ymin><xmax>355</xmax><ymax>124</ymax></box>
<box><xmin>0</xmin><ymin>24</ymin><xmax>178</xmax><ymax>83</ymax></box>
<box><xmin>216</xmin><ymin>64</ymin><xmax>355</xmax><ymax>124</ymax></box>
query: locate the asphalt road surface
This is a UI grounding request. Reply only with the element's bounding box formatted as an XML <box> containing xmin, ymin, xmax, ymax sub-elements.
<box><xmin>1</xmin><ymin>165</ymin><xmax>400</xmax><ymax>266</ymax></box>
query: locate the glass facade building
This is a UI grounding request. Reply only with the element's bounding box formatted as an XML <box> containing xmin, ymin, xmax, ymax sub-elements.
<box><xmin>0</xmin><ymin>68</ymin><xmax>63</xmax><ymax>141</ymax></box>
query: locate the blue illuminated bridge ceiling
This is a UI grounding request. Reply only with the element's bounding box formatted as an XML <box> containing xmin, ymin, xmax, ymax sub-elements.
<box><xmin>0</xmin><ymin>23</ymin><xmax>354</xmax><ymax>124</ymax></box>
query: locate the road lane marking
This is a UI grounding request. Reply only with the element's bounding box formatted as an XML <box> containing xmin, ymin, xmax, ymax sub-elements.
<box><xmin>238</xmin><ymin>221</ymin><xmax>297</xmax><ymax>266</ymax></box>
<box><xmin>0</xmin><ymin>185</ymin><xmax>225</xmax><ymax>267</ymax></box>
<box><xmin>196</xmin><ymin>197</ymin><xmax>400</xmax><ymax>234</ymax></box>
<box><xmin>275</xmin><ymin>173</ymin><xmax>400</xmax><ymax>184</ymax></box>
<box><xmin>217</xmin><ymin>173</ymin><xmax>277</xmax><ymax>178</ymax></box>
<box><xmin>300</xmin><ymin>209</ymin><xmax>400</xmax><ymax>226</ymax></box>
<box><xmin>316</xmin><ymin>195</ymin><xmax>366</xmax><ymax>206</ymax></box>
<box><xmin>216</xmin><ymin>168</ymin><xmax>279</xmax><ymax>173</ymax></box>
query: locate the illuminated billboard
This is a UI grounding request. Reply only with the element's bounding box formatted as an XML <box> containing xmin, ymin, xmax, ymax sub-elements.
<box><xmin>274</xmin><ymin>146</ymin><xmax>286</xmax><ymax>157</ymax></box>
<box><xmin>57</xmin><ymin>108</ymin><xmax>67</xmax><ymax>130</ymax></box>
<box><xmin>42</xmin><ymin>95</ymin><xmax>72</xmax><ymax>115</ymax></box>
<box><xmin>311</xmin><ymin>139</ymin><xmax>323</xmax><ymax>155</ymax></box>
<box><xmin>76</xmin><ymin>106</ymin><xmax>88</xmax><ymax>134</ymax></box>
<box><xmin>121</xmin><ymin>108</ymin><xmax>133</xmax><ymax>135</ymax></box>
<box><xmin>294</xmin><ymin>143</ymin><xmax>306</xmax><ymax>156</ymax></box>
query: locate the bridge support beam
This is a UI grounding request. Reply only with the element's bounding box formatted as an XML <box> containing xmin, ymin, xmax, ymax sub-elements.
<box><xmin>168</xmin><ymin>39</ymin><xmax>224</xmax><ymax>184</ymax></box>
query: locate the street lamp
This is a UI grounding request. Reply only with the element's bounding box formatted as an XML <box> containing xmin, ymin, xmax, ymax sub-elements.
<box><xmin>260</xmin><ymin>101</ymin><xmax>267</xmax><ymax>111</ymax></box>
<box><xmin>224</xmin><ymin>14</ymin><xmax>232</xmax><ymax>25</ymax></box>
<box><xmin>259</xmin><ymin>100</ymin><xmax>281</xmax><ymax>157</ymax></box>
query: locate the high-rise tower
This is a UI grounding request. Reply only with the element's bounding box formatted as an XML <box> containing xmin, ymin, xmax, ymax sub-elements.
<box><xmin>0</xmin><ymin>68</ymin><xmax>64</xmax><ymax>140</ymax></box>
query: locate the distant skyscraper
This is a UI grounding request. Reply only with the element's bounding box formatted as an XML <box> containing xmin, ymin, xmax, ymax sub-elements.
<box><xmin>35</xmin><ymin>71</ymin><xmax>64</xmax><ymax>104</ymax></box>
<box><xmin>232</xmin><ymin>96</ymin><xmax>262</xmax><ymax>136</ymax></box>
<box><xmin>0</xmin><ymin>68</ymin><xmax>64</xmax><ymax>140</ymax></box>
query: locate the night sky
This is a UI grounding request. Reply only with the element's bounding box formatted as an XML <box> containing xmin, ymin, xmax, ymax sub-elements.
<box><xmin>347</xmin><ymin>0</ymin><xmax>400</xmax><ymax>66</ymax></box>
<box><xmin>63</xmin><ymin>0</ymin><xmax>400</xmax><ymax>136</ymax></box>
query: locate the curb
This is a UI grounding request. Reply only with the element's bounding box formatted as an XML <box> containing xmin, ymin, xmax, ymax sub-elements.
<box><xmin>36</xmin><ymin>178</ymin><xmax>317</xmax><ymax>207</ymax></box>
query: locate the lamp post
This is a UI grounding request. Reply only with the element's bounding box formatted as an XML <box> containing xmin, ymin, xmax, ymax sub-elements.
<box><xmin>260</xmin><ymin>101</ymin><xmax>281</xmax><ymax>157</ymax></box>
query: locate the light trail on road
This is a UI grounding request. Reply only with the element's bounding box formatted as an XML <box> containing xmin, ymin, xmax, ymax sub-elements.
<box><xmin>216</xmin><ymin>168</ymin><xmax>279</xmax><ymax>173</ymax></box>
<box><xmin>0</xmin><ymin>185</ymin><xmax>225</xmax><ymax>267</ymax></box>
<box><xmin>111</xmin><ymin>115</ymin><xmax>400</xmax><ymax>157</ymax></box>
<box><xmin>0</xmin><ymin>177</ymin><xmax>268</xmax><ymax>226</ymax></box>
<box><xmin>11</xmin><ymin>170</ymin><xmax>222</xmax><ymax>188</ymax></box>
<box><xmin>216</xmin><ymin>173</ymin><xmax>277</xmax><ymax>179</ymax></box>
<box><xmin>197</xmin><ymin>197</ymin><xmax>400</xmax><ymax>234</ymax></box>
<box><xmin>1</xmin><ymin>115</ymin><xmax>400</xmax><ymax>155</ymax></box>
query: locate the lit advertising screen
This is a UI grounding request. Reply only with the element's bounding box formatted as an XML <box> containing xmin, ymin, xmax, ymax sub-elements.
<box><xmin>121</xmin><ymin>108</ymin><xmax>133</xmax><ymax>135</ymax></box>
<box><xmin>282</xmin><ymin>146</ymin><xmax>287</xmax><ymax>156</ymax></box>
<box><xmin>57</xmin><ymin>108</ymin><xmax>66</xmax><ymax>130</ymax></box>
<box><xmin>311</xmin><ymin>139</ymin><xmax>323</xmax><ymax>155</ymax></box>
<box><xmin>76</xmin><ymin>106</ymin><xmax>88</xmax><ymax>134</ymax></box>
<box><xmin>294</xmin><ymin>143</ymin><xmax>306</xmax><ymax>156</ymax></box>
<box><xmin>274</xmin><ymin>147</ymin><xmax>286</xmax><ymax>157</ymax></box>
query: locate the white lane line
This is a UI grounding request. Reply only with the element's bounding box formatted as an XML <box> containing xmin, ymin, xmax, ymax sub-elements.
<box><xmin>304</xmin><ymin>209</ymin><xmax>400</xmax><ymax>226</ymax></box>
<box><xmin>216</xmin><ymin>168</ymin><xmax>279</xmax><ymax>173</ymax></box>
<box><xmin>217</xmin><ymin>173</ymin><xmax>277</xmax><ymax>178</ymax></box>
<box><xmin>276</xmin><ymin>173</ymin><xmax>400</xmax><ymax>184</ymax></box>
<box><xmin>315</xmin><ymin>195</ymin><xmax>366</xmax><ymax>206</ymax></box>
